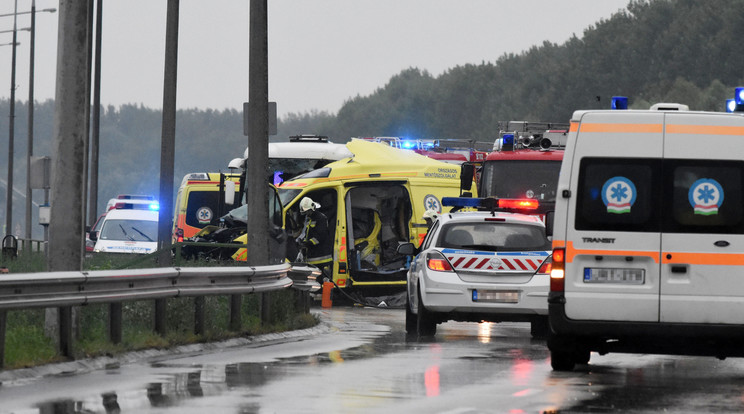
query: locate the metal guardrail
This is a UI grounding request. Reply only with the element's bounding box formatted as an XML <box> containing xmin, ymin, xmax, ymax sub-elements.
<box><xmin>0</xmin><ymin>263</ymin><xmax>321</xmax><ymax>369</ymax></box>
<box><xmin>0</xmin><ymin>263</ymin><xmax>321</xmax><ymax>310</ymax></box>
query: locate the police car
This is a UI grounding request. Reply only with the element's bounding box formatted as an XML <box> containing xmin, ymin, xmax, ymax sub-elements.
<box><xmin>397</xmin><ymin>197</ymin><xmax>552</xmax><ymax>337</ymax></box>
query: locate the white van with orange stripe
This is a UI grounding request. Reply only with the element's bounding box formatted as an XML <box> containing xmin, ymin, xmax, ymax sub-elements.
<box><xmin>548</xmin><ymin>101</ymin><xmax>744</xmax><ymax>370</ymax></box>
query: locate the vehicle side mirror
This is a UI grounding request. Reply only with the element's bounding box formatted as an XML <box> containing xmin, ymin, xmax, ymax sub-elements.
<box><xmin>397</xmin><ymin>242</ymin><xmax>416</xmax><ymax>256</ymax></box>
<box><xmin>544</xmin><ymin>211</ymin><xmax>554</xmax><ymax>238</ymax></box>
<box><xmin>89</xmin><ymin>230</ymin><xmax>99</xmax><ymax>242</ymax></box>
<box><xmin>460</xmin><ymin>163</ymin><xmax>474</xmax><ymax>192</ymax></box>
<box><xmin>225</xmin><ymin>180</ymin><xmax>236</xmax><ymax>205</ymax></box>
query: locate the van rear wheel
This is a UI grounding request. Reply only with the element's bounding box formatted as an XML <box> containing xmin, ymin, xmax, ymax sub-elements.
<box><xmin>550</xmin><ymin>350</ymin><xmax>576</xmax><ymax>371</ymax></box>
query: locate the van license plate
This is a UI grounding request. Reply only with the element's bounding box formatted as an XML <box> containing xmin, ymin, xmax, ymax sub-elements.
<box><xmin>584</xmin><ymin>268</ymin><xmax>644</xmax><ymax>284</ymax></box>
<box><xmin>472</xmin><ymin>290</ymin><xmax>519</xmax><ymax>303</ymax></box>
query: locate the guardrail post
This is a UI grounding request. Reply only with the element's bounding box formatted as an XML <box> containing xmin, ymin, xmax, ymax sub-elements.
<box><xmin>194</xmin><ymin>296</ymin><xmax>205</xmax><ymax>335</ymax></box>
<box><xmin>260</xmin><ymin>292</ymin><xmax>270</xmax><ymax>325</ymax></box>
<box><xmin>0</xmin><ymin>310</ymin><xmax>6</xmax><ymax>369</ymax></box>
<box><xmin>59</xmin><ymin>306</ymin><xmax>73</xmax><ymax>358</ymax></box>
<box><xmin>155</xmin><ymin>299</ymin><xmax>167</xmax><ymax>335</ymax></box>
<box><xmin>229</xmin><ymin>295</ymin><xmax>241</xmax><ymax>331</ymax></box>
<box><xmin>109</xmin><ymin>303</ymin><xmax>122</xmax><ymax>344</ymax></box>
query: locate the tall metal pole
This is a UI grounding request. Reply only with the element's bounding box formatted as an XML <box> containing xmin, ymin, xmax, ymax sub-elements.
<box><xmin>155</xmin><ymin>0</ymin><xmax>179</xmax><ymax>335</ymax></box>
<box><xmin>6</xmin><ymin>0</ymin><xmax>18</xmax><ymax>236</ymax></box>
<box><xmin>24</xmin><ymin>0</ymin><xmax>36</xmax><ymax>243</ymax></box>
<box><xmin>49</xmin><ymin>0</ymin><xmax>89</xmax><ymax>358</ymax></box>
<box><xmin>88</xmin><ymin>0</ymin><xmax>102</xmax><ymax>226</ymax></box>
<box><xmin>247</xmin><ymin>0</ymin><xmax>270</xmax><ymax>325</ymax></box>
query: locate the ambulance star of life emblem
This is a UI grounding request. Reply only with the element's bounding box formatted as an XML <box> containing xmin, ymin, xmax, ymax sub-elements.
<box><xmin>489</xmin><ymin>257</ymin><xmax>503</xmax><ymax>269</ymax></box>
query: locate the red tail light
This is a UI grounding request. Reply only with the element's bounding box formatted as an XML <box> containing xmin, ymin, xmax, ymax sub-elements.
<box><xmin>427</xmin><ymin>251</ymin><xmax>454</xmax><ymax>272</ymax></box>
<box><xmin>175</xmin><ymin>228</ymin><xmax>184</xmax><ymax>243</ymax></box>
<box><xmin>537</xmin><ymin>256</ymin><xmax>552</xmax><ymax>274</ymax></box>
<box><xmin>550</xmin><ymin>248</ymin><xmax>565</xmax><ymax>292</ymax></box>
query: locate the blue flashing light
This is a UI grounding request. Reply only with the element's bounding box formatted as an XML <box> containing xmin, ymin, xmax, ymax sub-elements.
<box><xmin>727</xmin><ymin>99</ymin><xmax>736</xmax><ymax>113</ymax></box>
<box><xmin>442</xmin><ymin>197</ymin><xmax>482</xmax><ymax>208</ymax></box>
<box><xmin>273</xmin><ymin>171</ymin><xmax>284</xmax><ymax>186</ymax></box>
<box><xmin>149</xmin><ymin>203</ymin><xmax>160</xmax><ymax>211</ymax></box>
<box><xmin>736</xmin><ymin>87</ymin><xmax>744</xmax><ymax>105</ymax></box>
<box><xmin>502</xmin><ymin>134</ymin><xmax>514</xmax><ymax>146</ymax></box>
<box><xmin>611</xmin><ymin>96</ymin><xmax>628</xmax><ymax>110</ymax></box>
<box><xmin>401</xmin><ymin>140</ymin><xmax>416</xmax><ymax>149</ymax></box>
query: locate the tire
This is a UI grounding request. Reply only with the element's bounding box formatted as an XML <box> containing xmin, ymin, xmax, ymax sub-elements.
<box><xmin>416</xmin><ymin>287</ymin><xmax>437</xmax><ymax>337</ymax></box>
<box><xmin>550</xmin><ymin>350</ymin><xmax>576</xmax><ymax>371</ymax></box>
<box><xmin>530</xmin><ymin>316</ymin><xmax>550</xmax><ymax>339</ymax></box>
<box><xmin>405</xmin><ymin>291</ymin><xmax>417</xmax><ymax>335</ymax></box>
<box><xmin>575</xmin><ymin>349</ymin><xmax>591</xmax><ymax>365</ymax></box>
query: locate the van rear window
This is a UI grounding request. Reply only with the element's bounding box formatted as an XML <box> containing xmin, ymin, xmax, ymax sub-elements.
<box><xmin>576</xmin><ymin>158</ymin><xmax>661</xmax><ymax>232</ymax></box>
<box><xmin>663</xmin><ymin>160</ymin><xmax>744</xmax><ymax>234</ymax></box>
<box><xmin>576</xmin><ymin>158</ymin><xmax>744</xmax><ymax>234</ymax></box>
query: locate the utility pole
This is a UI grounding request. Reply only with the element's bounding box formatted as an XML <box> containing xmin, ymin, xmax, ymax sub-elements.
<box><xmin>247</xmin><ymin>0</ymin><xmax>271</xmax><ymax>326</ymax></box>
<box><xmin>6</xmin><ymin>0</ymin><xmax>18</xmax><ymax>237</ymax></box>
<box><xmin>155</xmin><ymin>0</ymin><xmax>180</xmax><ymax>335</ymax></box>
<box><xmin>48</xmin><ymin>0</ymin><xmax>89</xmax><ymax>358</ymax></box>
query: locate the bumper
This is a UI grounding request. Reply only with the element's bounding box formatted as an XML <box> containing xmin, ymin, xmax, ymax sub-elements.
<box><xmin>548</xmin><ymin>293</ymin><xmax>744</xmax><ymax>357</ymax></box>
<box><xmin>421</xmin><ymin>271</ymin><xmax>548</xmax><ymax>321</ymax></box>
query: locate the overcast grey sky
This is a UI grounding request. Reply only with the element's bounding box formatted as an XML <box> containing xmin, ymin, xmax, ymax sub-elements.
<box><xmin>0</xmin><ymin>1</ymin><xmax>630</xmax><ymax>117</ymax></box>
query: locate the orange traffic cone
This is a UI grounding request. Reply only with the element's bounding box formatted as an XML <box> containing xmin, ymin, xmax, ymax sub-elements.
<box><xmin>321</xmin><ymin>281</ymin><xmax>333</xmax><ymax>308</ymax></box>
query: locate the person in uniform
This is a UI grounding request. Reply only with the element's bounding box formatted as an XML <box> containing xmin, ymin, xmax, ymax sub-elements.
<box><xmin>296</xmin><ymin>197</ymin><xmax>333</xmax><ymax>281</ymax></box>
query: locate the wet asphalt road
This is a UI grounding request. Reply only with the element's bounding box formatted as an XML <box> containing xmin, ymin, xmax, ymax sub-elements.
<box><xmin>2</xmin><ymin>306</ymin><xmax>744</xmax><ymax>413</ymax></box>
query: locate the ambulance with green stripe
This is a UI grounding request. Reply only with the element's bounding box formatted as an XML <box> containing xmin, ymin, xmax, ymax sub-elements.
<box><xmin>548</xmin><ymin>96</ymin><xmax>744</xmax><ymax>370</ymax></box>
<box><xmin>231</xmin><ymin>139</ymin><xmax>470</xmax><ymax>293</ymax></box>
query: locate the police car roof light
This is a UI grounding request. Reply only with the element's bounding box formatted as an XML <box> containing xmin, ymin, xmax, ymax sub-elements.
<box><xmin>727</xmin><ymin>99</ymin><xmax>736</xmax><ymax>113</ymax></box>
<box><xmin>498</xmin><ymin>199</ymin><xmax>538</xmax><ymax>210</ymax></box>
<box><xmin>442</xmin><ymin>196</ymin><xmax>539</xmax><ymax>212</ymax></box>
<box><xmin>611</xmin><ymin>96</ymin><xmax>628</xmax><ymax>110</ymax></box>
<box><xmin>735</xmin><ymin>87</ymin><xmax>744</xmax><ymax>105</ymax></box>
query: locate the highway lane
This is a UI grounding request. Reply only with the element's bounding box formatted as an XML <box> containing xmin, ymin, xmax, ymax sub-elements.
<box><xmin>2</xmin><ymin>306</ymin><xmax>744</xmax><ymax>413</ymax></box>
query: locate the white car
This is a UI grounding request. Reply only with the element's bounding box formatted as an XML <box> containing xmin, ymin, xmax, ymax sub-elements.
<box><xmin>93</xmin><ymin>205</ymin><xmax>159</xmax><ymax>254</ymax></box>
<box><xmin>398</xmin><ymin>207</ymin><xmax>552</xmax><ymax>337</ymax></box>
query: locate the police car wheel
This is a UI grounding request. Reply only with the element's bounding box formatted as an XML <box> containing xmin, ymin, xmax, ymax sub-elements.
<box><xmin>530</xmin><ymin>316</ymin><xmax>550</xmax><ymax>339</ymax></box>
<box><xmin>550</xmin><ymin>350</ymin><xmax>576</xmax><ymax>371</ymax></box>
<box><xmin>405</xmin><ymin>293</ymin><xmax>417</xmax><ymax>335</ymax></box>
<box><xmin>416</xmin><ymin>287</ymin><xmax>437</xmax><ymax>337</ymax></box>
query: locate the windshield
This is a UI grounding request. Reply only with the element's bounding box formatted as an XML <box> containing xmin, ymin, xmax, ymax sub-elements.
<box><xmin>480</xmin><ymin>160</ymin><xmax>561</xmax><ymax>202</ymax></box>
<box><xmin>437</xmin><ymin>222</ymin><xmax>550</xmax><ymax>252</ymax></box>
<box><xmin>277</xmin><ymin>188</ymin><xmax>302</xmax><ymax>207</ymax></box>
<box><xmin>100</xmin><ymin>219</ymin><xmax>157</xmax><ymax>242</ymax></box>
<box><xmin>269</xmin><ymin>159</ymin><xmax>334</xmax><ymax>185</ymax></box>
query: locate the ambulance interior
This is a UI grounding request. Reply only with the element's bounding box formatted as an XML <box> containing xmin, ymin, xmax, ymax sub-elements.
<box><xmin>284</xmin><ymin>183</ymin><xmax>413</xmax><ymax>283</ymax></box>
<box><xmin>344</xmin><ymin>183</ymin><xmax>412</xmax><ymax>282</ymax></box>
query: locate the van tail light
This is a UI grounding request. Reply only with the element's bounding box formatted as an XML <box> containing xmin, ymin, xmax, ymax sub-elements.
<box><xmin>176</xmin><ymin>228</ymin><xmax>184</xmax><ymax>243</ymax></box>
<box><xmin>550</xmin><ymin>248</ymin><xmax>565</xmax><ymax>292</ymax></box>
<box><xmin>427</xmin><ymin>251</ymin><xmax>454</xmax><ymax>272</ymax></box>
<box><xmin>537</xmin><ymin>256</ymin><xmax>552</xmax><ymax>275</ymax></box>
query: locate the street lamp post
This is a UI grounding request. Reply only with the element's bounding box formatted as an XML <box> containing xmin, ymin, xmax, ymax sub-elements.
<box><xmin>0</xmin><ymin>2</ymin><xmax>56</xmax><ymax>242</ymax></box>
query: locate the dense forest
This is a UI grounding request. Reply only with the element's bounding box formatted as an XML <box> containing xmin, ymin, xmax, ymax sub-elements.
<box><xmin>1</xmin><ymin>0</ymin><xmax>743</xmax><ymax>238</ymax></box>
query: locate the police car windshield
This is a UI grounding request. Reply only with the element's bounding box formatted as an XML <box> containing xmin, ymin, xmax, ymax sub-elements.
<box><xmin>100</xmin><ymin>219</ymin><xmax>158</xmax><ymax>242</ymax></box>
<box><xmin>438</xmin><ymin>222</ymin><xmax>549</xmax><ymax>252</ymax></box>
<box><xmin>480</xmin><ymin>160</ymin><xmax>560</xmax><ymax>202</ymax></box>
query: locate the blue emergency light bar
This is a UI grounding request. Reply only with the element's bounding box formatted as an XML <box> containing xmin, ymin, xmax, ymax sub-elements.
<box><xmin>611</xmin><ymin>96</ymin><xmax>628</xmax><ymax>110</ymax></box>
<box><xmin>726</xmin><ymin>88</ymin><xmax>744</xmax><ymax>112</ymax></box>
<box><xmin>442</xmin><ymin>197</ymin><xmax>539</xmax><ymax>211</ymax></box>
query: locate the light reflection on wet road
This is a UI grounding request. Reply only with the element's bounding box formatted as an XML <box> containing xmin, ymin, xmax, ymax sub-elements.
<box><xmin>3</xmin><ymin>306</ymin><xmax>744</xmax><ymax>413</ymax></box>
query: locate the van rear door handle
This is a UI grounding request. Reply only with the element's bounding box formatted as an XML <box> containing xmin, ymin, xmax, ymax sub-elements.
<box><xmin>670</xmin><ymin>265</ymin><xmax>687</xmax><ymax>274</ymax></box>
<box><xmin>715</xmin><ymin>240</ymin><xmax>730</xmax><ymax>247</ymax></box>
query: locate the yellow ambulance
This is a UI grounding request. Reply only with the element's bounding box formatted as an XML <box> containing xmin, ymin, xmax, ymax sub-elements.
<box><xmin>232</xmin><ymin>139</ymin><xmax>471</xmax><ymax>292</ymax></box>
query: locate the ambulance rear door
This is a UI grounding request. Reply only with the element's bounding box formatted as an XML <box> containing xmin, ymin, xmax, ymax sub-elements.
<box><xmin>660</xmin><ymin>112</ymin><xmax>744</xmax><ymax>324</ymax></box>
<box><xmin>564</xmin><ymin>111</ymin><xmax>664</xmax><ymax>323</ymax></box>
